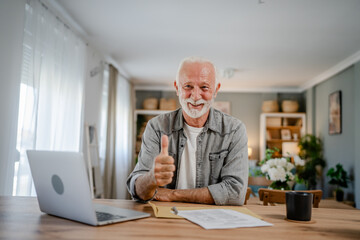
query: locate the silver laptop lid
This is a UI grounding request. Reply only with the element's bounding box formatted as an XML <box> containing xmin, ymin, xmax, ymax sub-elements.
<box><xmin>27</xmin><ymin>150</ymin><xmax>98</xmax><ymax>225</ymax></box>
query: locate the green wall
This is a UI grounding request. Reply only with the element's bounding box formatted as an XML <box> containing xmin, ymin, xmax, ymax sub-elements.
<box><xmin>310</xmin><ymin>62</ymin><xmax>360</xmax><ymax>207</ymax></box>
<box><xmin>354</xmin><ymin>62</ymin><xmax>360</xmax><ymax>209</ymax></box>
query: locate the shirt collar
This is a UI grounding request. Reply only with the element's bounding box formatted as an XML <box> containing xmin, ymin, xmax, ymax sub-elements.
<box><xmin>174</xmin><ymin>107</ymin><xmax>220</xmax><ymax>133</ymax></box>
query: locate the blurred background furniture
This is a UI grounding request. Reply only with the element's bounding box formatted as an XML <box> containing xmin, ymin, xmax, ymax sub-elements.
<box><xmin>260</xmin><ymin>113</ymin><xmax>306</xmax><ymax>160</ymax></box>
<box><xmin>248</xmin><ymin>174</ymin><xmax>272</xmax><ymax>197</ymax></box>
<box><xmin>244</xmin><ymin>187</ymin><xmax>252</xmax><ymax>205</ymax></box>
<box><xmin>258</xmin><ymin>188</ymin><xmax>323</xmax><ymax>207</ymax></box>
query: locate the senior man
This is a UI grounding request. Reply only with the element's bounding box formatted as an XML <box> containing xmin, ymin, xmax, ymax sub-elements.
<box><xmin>127</xmin><ymin>57</ymin><xmax>248</xmax><ymax>205</ymax></box>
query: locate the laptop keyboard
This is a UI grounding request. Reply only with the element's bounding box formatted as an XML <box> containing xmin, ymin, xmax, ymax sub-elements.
<box><xmin>96</xmin><ymin>211</ymin><xmax>126</xmax><ymax>222</ymax></box>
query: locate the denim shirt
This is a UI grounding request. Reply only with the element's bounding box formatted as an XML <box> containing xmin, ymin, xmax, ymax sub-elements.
<box><xmin>126</xmin><ymin>107</ymin><xmax>248</xmax><ymax>205</ymax></box>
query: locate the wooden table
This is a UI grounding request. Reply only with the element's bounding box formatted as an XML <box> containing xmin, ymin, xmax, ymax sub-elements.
<box><xmin>0</xmin><ymin>196</ymin><xmax>359</xmax><ymax>240</ymax></box>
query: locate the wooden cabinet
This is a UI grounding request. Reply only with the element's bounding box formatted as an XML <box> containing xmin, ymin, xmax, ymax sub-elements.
<box><xmin>260</xmin><ymin>113</ymin><xmax>306</xmax><ymax>160</ymax></box>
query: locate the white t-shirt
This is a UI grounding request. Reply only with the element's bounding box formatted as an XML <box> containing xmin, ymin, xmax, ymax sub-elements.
<box><xmin>176</xmin><ymin>123</ymin><xmax>203</xmax><ymax>189</ymax></box>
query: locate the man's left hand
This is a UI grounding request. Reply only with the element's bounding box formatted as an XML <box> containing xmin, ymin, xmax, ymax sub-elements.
<box><xmin>154</xmin><ymin>188</ymin><xmax>174</xmax><ymax>202</ymax></box>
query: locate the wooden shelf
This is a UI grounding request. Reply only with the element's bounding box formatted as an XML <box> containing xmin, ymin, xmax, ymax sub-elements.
<box><xmin>134</xmin><ymin>109</ymin><xmax>174</xmax><ymax>161</ymax></box>
<box><xmin>135</xmin><ymin>109</ymin><xmax>172</xmax><ymax>115</ymax></box>
<box><xmin>266</xmin><ymin>139</ymin><xmax>299</xmax><ymax>143</ymax></box>
<box><xmin>260</xmin><ymin>112</ymin><xmax>306</xmax><ymax>160</ymax></box>
<box><xmin>266</xmin><ymin>126</ymin><xmax>301</xmax><ymax>130</ymax></box>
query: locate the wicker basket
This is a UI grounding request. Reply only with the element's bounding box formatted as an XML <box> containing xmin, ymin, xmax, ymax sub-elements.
<box><xmin>143</xmin><ymin>98</ymin><xmax>158</xmax><ymax>110</ymax></box>
<box><xmin>159</xmin><ymin>98</ymin><xmax>177</xmax><ymax>110</ymax></box>
<box><xmin>262</xmin><ymin>100</ymin><xmax>279</xmax><ymax>113</ymax></box>
<box><xmin>282</xmin><ymin>100</ymin><xmax>299</xmax><ymax>113</ymax></box>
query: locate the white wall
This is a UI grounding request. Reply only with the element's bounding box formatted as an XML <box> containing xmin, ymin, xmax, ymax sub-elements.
<box><xmin>83</xmin><ymin>49</ymin><xmax>106</xmax><ymax>128</ymax></box>
<box><xmin>82</xmin><ymin>48</ymin><xmax>106</xmax><ymax>166</ymax></box>
<box><xmin>0</xmin><ymin>0</ymin><xmax>26</xmax><ymax>195</ymax></box>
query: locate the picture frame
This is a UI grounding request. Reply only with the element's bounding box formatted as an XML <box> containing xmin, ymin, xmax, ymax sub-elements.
<box><xmin>329</xmin><ymin>90</ymin><xmax>342</xmax><ymax>135</ymax></box>
<box><xmin>213</xmin><ymin>101</ymin><xmax>231</xmax><ymax>115</ymax></box>
<box><xmin>281</xmin><ymin>129</ymin><xmax>292</xmax><ymax>140</ymax></box>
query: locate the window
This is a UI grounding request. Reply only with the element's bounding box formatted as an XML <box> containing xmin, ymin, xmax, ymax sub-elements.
<box><xmin>13</xmin><ymin>0</ymin><xmax>86</xmax><ymax>196</ymax></box>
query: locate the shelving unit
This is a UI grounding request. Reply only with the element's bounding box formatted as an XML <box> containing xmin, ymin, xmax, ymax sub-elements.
<box><xmin>259</xmin><ymin>112</ymin><xmax>306</xmax><ymax>160</ymax></box>
<box><xmin>133</xmin><ymin>109</ymin><xmax>172</xmax><ymax>161</ymax></box>
<box><xmin>134</xmin><ymin>109</ymin><xmax>171</xmax><ymax>116</ymax></box>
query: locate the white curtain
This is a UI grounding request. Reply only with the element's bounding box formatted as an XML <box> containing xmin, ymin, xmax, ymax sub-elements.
<box><xmin>115</xmin><ymin>73</ymin><xmax>134</xmax><ymax>199</ymax></box>
<box><xmin>103</xmin><ymin>65</ymin><xmax>134</xmax><ymax>199</ymax></box>
<box><xmin>14</xmin><ymin>0</ymin><xmax>86</xmax><ymax>196</ymax></box>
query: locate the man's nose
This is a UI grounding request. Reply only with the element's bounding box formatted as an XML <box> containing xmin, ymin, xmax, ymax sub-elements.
<box><xmin>191</xmin><ymin>86</ymin><xmax>202</xmax><ymax>101</ymax></box>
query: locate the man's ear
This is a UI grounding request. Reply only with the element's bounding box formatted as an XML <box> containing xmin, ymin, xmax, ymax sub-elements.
<box><xmin>213</xmin><ymin>83</ymin><xmax>221</xmax><ymax>98</ymax></box>
<box><xmin>174</xmin><ymin>80</ymin><xmax>179</xmax><ymax>96</ymax></box>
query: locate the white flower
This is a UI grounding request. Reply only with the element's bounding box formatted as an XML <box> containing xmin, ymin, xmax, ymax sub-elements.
<box><xmin>288</xmin><ymin>172</ymin><xmax>295</xmax><ymax>181</ymax></box>
<box><xmin>261</xmin><ymin>164</ymin><xmax>269</xmax><ymax>173</ymax></box>
<box><xmin>267</xmin><ymin>159</ymin><xmax>276</xmax><ymax>167</ymax></box>
<box><xmin>286</xmin><ymin>162</ymin><xmax>295</xmax><ymax>172</ymax></box>
<box><xmin>277</xmin><ymin>158</ymin><xmax>287</xmax><ymax>167</ymax></box>
<box><xmin>294</xmin><ymin>155</ymin><xmax>305</xmax><ymax>166</ymax></box>
<box><xmin>261</xmin><ymin>157</ymin><xmax>295</xmax><ymax>182</ymax></box>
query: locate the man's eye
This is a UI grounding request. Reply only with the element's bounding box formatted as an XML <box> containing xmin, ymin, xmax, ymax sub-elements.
<box><xmin>201</xmin><ymin>86</ymin><xmax>209</xmax><ymax>90</ymax></box>
<box><xmin>184</xmin><ymin>85</ymin><xmax>192</xmax><ymax>89</ymax></box>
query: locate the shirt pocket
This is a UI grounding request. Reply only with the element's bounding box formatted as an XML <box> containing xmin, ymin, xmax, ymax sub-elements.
<box><xmin>209</xmin><ymin>150</ymin><xmax>228</xmax><ymax>183</ymax></box>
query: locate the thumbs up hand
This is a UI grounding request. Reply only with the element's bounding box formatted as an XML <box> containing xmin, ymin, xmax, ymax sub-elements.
<box><xmin>152</xmin><ymin>135</ymin><xmax>176</xmax><ymax>186</ymax></box>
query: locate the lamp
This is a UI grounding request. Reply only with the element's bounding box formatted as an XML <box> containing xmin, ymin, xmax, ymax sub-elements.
<box><xmin>248</xmin><ymin>147</ymin><xmax>253</xmax><ymax>159</ymax></box>
<box><xmin>282</xmin><ymin>142</ymin><xmax>299</xmax><ymax>157</ymax></box>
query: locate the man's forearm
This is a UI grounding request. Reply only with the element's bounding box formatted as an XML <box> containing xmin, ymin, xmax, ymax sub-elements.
<box><xmin>174</xmin><ymin>187</ymin><xmax>215</xmax><ymax>204</ymax></box>
<box><xmin>134</xmin><ymin>173</ymin><xmax>157</xmax><ymax>201</ymax></box>
<box><xmin>155</xmin><ymin>187</ymin><xmax>215</xmax><ymax>204</ymax></box>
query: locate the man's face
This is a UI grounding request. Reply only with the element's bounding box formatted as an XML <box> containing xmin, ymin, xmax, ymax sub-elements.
<box><xmin>176</xmin><ymin>62</ymin><xmax>219</xmax><ymax>119</ymax></box>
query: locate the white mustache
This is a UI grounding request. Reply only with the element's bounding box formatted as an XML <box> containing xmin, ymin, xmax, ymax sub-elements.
<box><xmin>184</xmin><ymin>98</ymin><xmax>208</xmax><ymax>105</ymax></box>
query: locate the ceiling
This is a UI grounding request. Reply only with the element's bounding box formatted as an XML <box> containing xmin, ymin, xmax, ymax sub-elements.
<box><xmin>55</xmin><ymin>0</ymin><xmax>360</xmax><ymax>92</ymax></box>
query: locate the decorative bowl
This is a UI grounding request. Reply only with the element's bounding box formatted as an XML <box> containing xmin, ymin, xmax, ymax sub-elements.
<box><xmin>262</xmin><ymin>100</ymin><xmax>279</xmax><ymax>113</ymax></box>
<box><xmin>282</xmin><ymin>100</ymin><xmax>299</xmax><ymax>113</ymax></box>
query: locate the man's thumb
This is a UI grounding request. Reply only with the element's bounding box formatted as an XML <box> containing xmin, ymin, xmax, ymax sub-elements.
<box><xmin>161</xmin><ymin>135</ymin><xmax>169</xmax><ymax>156</ymax></box>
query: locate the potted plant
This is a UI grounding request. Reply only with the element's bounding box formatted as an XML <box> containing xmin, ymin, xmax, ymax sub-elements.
<box><xmin>248</xmin><ymin>148</ymin><xmax>278</xmax><ymax>195</ymax></box>
<box><xmin>292</xmin><ymin>155</ymin><xmax>307</xmax><ymax>190</ymax></box>
<box><xmin>326</xmin><ymin>163</ymin><xmax>349</xmax><ymax>201</ymax></box>
<box><xmin>258</xmin><ymin>147</ymin><xmax>295</xmax><ymax>190</ymax></box>
<box><xmin>297</xmin><ymin>134</ymin><xmax>326</xmax><ymax>189</ymax></box>
<box><xmin>260</xmin><ymin>157</ymin><xmax>295</xmax><ymax>190</ymax></box>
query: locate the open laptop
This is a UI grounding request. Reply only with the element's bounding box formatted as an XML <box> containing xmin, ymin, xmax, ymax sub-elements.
<box><xmin>26</xmin><ymin>150</ymin><xmax>150</xmax><ymax>226</ymax></box>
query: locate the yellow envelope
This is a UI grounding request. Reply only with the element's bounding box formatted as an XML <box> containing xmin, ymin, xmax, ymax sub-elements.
<box><xmin>148</xmin><ymin>201</ymin><xmax>262</xmax><ymax>219</ymax></box>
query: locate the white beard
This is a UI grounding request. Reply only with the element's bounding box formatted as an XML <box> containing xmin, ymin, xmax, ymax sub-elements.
<box><xmin>179</xmin><ymin>96</ymin><xmax>214</xmax><ymax>119</ymax></box>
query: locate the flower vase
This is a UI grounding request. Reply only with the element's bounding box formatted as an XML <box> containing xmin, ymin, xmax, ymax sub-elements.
<box><xmin>269</xmin><ymin>181</ymin><xmax>291</xmax><ymax>190</ymax></box>
<box><xmin>294</xmin><ymin>182</ymin><xmax>307</xmax><ymax>190</ymax></box>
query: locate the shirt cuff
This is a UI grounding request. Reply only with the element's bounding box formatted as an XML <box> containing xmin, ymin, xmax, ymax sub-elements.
<box><xmin>207</xmin><ymin>182</ymin><xmax>244</xmax><ymax>206</ymax></box>
<box><xmin>130</xmin><ymin>174</ymin><xmax>158</xmax><ymax>203</ymax></box>
<box><xmin>207</xmin><ymin>184</ymin><xmax>227</xmax><ymax>205</ymax></box>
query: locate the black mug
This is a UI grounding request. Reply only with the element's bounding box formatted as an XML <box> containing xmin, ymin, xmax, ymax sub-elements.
<box><xmin>286</xmin><ymin>191</ymin><xmax>313</xmax><ymax>221</ymax></box>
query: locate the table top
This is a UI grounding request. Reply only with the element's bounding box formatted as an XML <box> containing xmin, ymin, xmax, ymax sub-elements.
<box><xmin>0</xmin><ymin>196</ymin><xmax>359</xmax><ymax>240</ymax></box>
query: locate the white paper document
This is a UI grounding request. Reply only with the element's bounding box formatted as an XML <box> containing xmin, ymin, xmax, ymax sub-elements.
<box><xmin>176</xmin><ymin>209</ymin><xmax>273</xmax><ymax>230</ymax></box>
